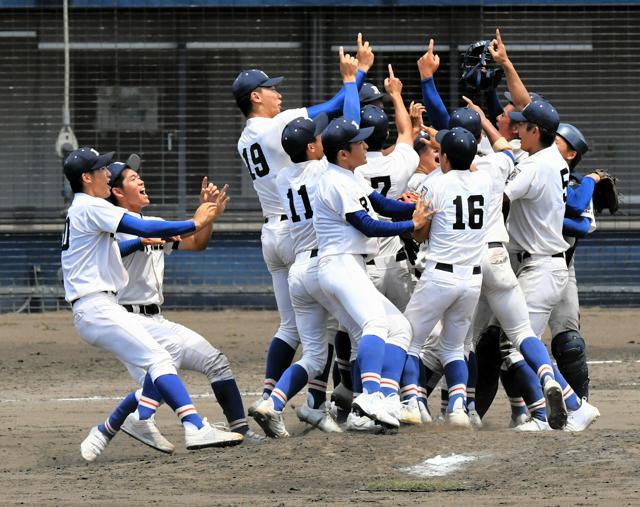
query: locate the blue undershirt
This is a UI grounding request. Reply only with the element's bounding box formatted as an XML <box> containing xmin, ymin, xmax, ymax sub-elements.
<box><xmin>118</xmin><ymin>238</ymin><xmax>143</xmax><ymax>257</ymax></box>
<box><xmin>368</xmin><ymin>191</ymin><xmax>415</xmax><ymax>220</ymax></box>
<box><xmin>420</xmin><ymin>77</ymin><xmax>449</xmax><ymax>130</ymax></box>
<box><xmin>346</xmin><ymin>210</ymin><xmax>414</xmax><ymax>237</ymax></box>
<box><xmin>563</xmin><ymin>216</ymin><xmax>590</xmax><ymax>238</ymax></box>
<box><xmin>117</xmin><ymin>213</ymin><xmax>196</xmax><ymax>238</ymax></box>
<box><xmin>566</xmin><ymin>178</ymin><xmax>595</xmax><ymax>218</ymax></box>
<box><xmin>307</xmin><ymin>70</ymin><xmax>366</xmax><ymax>119</ymax></box>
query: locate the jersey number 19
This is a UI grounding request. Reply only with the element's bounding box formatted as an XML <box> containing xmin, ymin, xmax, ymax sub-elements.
<box><xmin>241</xmin><ymin>143</ymin><xmax>270</xmax><ymax>180</ymax></box>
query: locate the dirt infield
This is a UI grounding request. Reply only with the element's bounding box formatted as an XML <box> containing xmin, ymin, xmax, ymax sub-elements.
<box><xmin>1</xmin><ymin>308</ymin><xmax>639</xmax><ymax>506</ymax></box>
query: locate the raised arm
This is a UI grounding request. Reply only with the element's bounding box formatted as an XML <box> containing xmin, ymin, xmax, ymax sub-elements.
<box><xmin>339</xmin><ymin>46</ymin><xmax>361</xmax><ymax>124</ymax></box>
<box><xmin>462</xmin><ymin>95</ymin><xmax>513</xmax><ymax>157</ymax></box>
<box><xmin>384</xmin><ymin>64</ymin><xmax>413</xmax><ymax>145</ymax></box>
<box><xmin>488</xmin><ymin>29</ymin><xmax>531</xmax><ymax>112</ymax></box>
<box><xmin>417</xmin><ymin>38</ymin><xmax>450</xmax><ymax>129</ymax></box>
<box><xmin>179</xmin><ymin>179</ymin><xmax>230</xmax><ymax>251</ymax></box>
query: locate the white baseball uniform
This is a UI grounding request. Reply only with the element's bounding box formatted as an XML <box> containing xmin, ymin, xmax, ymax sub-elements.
<box><xmin>237</xmin><ymin>107</ymin><xmax>307</xmax><ymax>348</ymax></box>
<box><xmin>61</xmin><ymin>193</ymin><xmax>176</xmax><ymax>381</ymax></box>
<box><xmin>355</xmin><ymin>144</ymin><xmax>419</xmax><ymax>311</ymax></box>
<box><xmin>314</xmin><ymin>162</ymin><xmax>411</xmax><ymax>351</ymax></box>
<box><xmin>404</xmin><ymin>169</ymin><xmax>492</xmax><ymax>368</ymax></box>
<box><xmin>505</xmin><ymin>143</ymin><xmax>571</xmax><ymax>339</ymax></box>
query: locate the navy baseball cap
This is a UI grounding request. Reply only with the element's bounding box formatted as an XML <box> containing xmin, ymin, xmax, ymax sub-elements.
<box><xmin>63</xmin><ymin>147</ymin><xmax>115</xmax><ymax>182</ymax></box>
<box><xmin>436</xmin><ymin>127</ymin><xmax>477</xmax><ymax>169</ymax></box>
<box><xmin>504</xmin><ymin>91</ymin><xmax>543</xmax><ymax>105</ymax></box>
<box><xmin>509</xmin><ymin>100</ymin><xmax>560</xmax><ymax>133</ymax></box>
<box><xmin>556</xmin><ymin>123</ymin><xmax>589</xmax><ymax>157</ymax></box>
<box><xmin>449</xmin><ymin>108</ymin><xmax>482</xmax><ymax>138</ymax></box>
<box><xmin>281</xmin><ymin>114</ymin><xmax>329</xmax><ymax>159</ymax></box>
<box><xmin>360</xmin><ymin>104</ymin><xmax>389</xmax><ymax>137</ymax></box>
<box><xmin>321</xmin><ymin>117</ymin><xmax>374</xmax><ymax>149</ymax></box>
<box><xmin>359</xmin><ymin>82</ymin><xmax>386</xmax><ymax>105</ymax></box>
<box><xmin>414</xmin><ymin>130</ymin><xmax>432</xmax><ymax>152</ymax></box>
<box><xmin>107</xmin><ymin>153</ymin><xmax>143</xmax><ymax>187</ymax></box>
<box><xmin>232</xmin><ymin>69</ymin><xmax>284</xmax><ymax>100</ymax></box>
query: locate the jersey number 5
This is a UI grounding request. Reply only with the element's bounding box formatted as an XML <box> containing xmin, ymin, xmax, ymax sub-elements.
<box><xmin>560</xmin><ymin>168</ymin><xmax>569</xmax><ymax>203</ymax></box>
<box><xmin>286</xmin><ymin>185</ymin><xmax>313</xmax><ymax>223</ymax></box>
<box><xmin>61</xmin><ymin>217</ymin><xmax>70</xmax><ymax>251</ymax></box>
<box><xmin>241</xmin><ymin>143</ymin><xmax>270</xmax><ymax>180</ymax></box>
<box><xmin>452</xmin><ymin>195</ymin><xmax>484</xmax><ymax>230</ymax></box>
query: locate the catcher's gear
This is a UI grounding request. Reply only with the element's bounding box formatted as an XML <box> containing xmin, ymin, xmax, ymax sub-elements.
<box><xmin>592</xmin><ymin>170</ymin><xmax>620</xmax><ymax>214</ymax></box>
<box><xmin>551</xmin><ymin>330</ymin><xmax>589</xmax><ymax>400</ymax></box>
<box><xmin>474</xmin><ymin>325</ymin><xmax>502</xmax><ymax>417</ymax></box>
<box><xmin>460</xmin><ymin>40</ymin><xmax>503</xmax><ymax>91</ymax></box>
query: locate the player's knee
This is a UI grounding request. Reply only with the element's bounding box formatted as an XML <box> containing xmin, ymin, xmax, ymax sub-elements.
<box><xmin>275</xmin><ymin>325</ymin><xmax>299</xmax><ymax>349</ymax></box>
<box><xmin>551</xmin><ymin>331</ymin><xmax>587</xmax><ymax>369</ymax></box>
<box><xmin>298</xmin><ymin>352</ymin><xmax>326</xmax><ymax>380</ymax></box>
<box><xmin>385</xmin><ymin>315</ymin><xmax>412</xmax><ymax>351</ymax></box>
<box><xmin>362</xmin><ymin>316</ymin><xmax>388</xmax><ymax>342</ymax></box>
<box><xmin>202</xmin><ymin>351</ymin><xmax>233</xmax><ymax>384</ymax></box>
<box><xmin>147</xmin><ymin>352</ymin><xmax>178</xmax><ymax>381</ymax></box>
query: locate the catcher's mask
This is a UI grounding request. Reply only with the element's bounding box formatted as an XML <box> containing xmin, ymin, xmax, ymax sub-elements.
<box><xmin>460</xmin><ymin>40</ymin><xmax>503</xmax><ymax>91</ymax></box>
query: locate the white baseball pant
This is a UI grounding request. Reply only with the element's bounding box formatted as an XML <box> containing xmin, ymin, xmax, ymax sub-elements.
<box><xmin>549</xmin><ymin>259</ymin><xmax>580</xmax><ymax>337</ymax></box>
<box><xmin>366</xmin><ymin>254</ymin><xmax>415</xmax><ymax>312</ymax></box>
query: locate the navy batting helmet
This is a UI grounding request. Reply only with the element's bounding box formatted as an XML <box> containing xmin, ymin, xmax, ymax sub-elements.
<box><xmin>360</xmin><ymin>104</ymin><xmax>389</xmax><ymax>151</ymax></box>
<box><xmin>449</xmin><ymin>108</ymin><xmax>482</xmax><ymax>138</ymax></box>
<box><xmin>460</xmin><ymin>40</ymin><xmax>503</xmax><ymax>91</ymax></box>
<box><xmin>556</xmin><ymin>123</ymin><xmax>589</xmax><ymax>157</ymax></box>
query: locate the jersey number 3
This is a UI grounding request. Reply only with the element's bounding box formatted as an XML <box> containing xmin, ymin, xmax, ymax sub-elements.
<box><xmin>241</xmin><ymin>143</ymin><xmax>270</xmax><ymax>180</ymax></box>
<box><xmin>287</xmin><ymin>185</ymin><xmax>313</xmax><ymax>223</ymax></box>
<box><xmin>452</xmin><ymin>195</ymin><xmax>484</xmax><ymax>230</ymax></box>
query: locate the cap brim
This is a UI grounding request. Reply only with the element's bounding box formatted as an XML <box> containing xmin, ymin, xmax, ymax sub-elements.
<box><xmin>313</xmin><ymin>114</ymin><xmax>329</xmax><ymax>136</ymax></box>
<box><xmin>508</xmin><ymin>111</ymin><xmax>527</xmax><ymax>123</ymax></box>
<box><xmin>90</xmin><ymin>151</ymin><xmax>115</xmax><ymax>171</ymax></box>
<box><xmin>349</xmin><ymin>126</ymin><xmax>375</xmax><ymax>143</ymax></box>
<box><xmin>435</xmin><ymin>129</ymin><xmax>450</xmax><ymax>145</ymax></box>
<box><xmin>262</xmin><ymin>76</ymin><xmax>284</xmax><ymax>88</ymax></box>
<box><xmin>361</xmin><ymin>93</ymin><xmax>387</xmax><ymax>104</ymax></box>
<box><xmin>125</xmin><ymin>153</ymin><xmax>142</xmax><ymax>171</ymax></box>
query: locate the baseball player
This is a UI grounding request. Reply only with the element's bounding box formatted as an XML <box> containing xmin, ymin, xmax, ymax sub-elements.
<box><xmin>359</xmin><ymin>82</ymin><xmax>386</xmax><ymax>109</ymax></box>
<box><xmin>233</xmin><ymin>35</ymin><xmax>375</xmax><ymax>406</ymax></box>
<box><xmin>490</xmin><ymin>29</ymin><xmax>599</xmax><ymax>430</ymax></box>
<box><xmin>314</xmin><ymin>116</ymin><xmax>433</xmax><ymax>429</ymax></box>
<box><xmin>405</xmin><ymin>127</ymin><xmax>492</xmax><ymax>428</ymax></box>
<box><xmin>62</xmin><ymin>147</ymin><xmax>243</xmax><ymax>462</ymax></box>
<box><xmin>249</xmin><ymin>50</ymin><xmax>362</xmax><ymax>438</ymax></box>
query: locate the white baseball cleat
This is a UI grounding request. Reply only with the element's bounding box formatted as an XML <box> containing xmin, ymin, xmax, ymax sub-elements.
<box><xmin>247</xmin><ymin>393</ymin><xmax>269</xmax><ymax>416</ymax></box>
<box><xmin>382</xmin><ymin>393</ymin><xmax>403</xmax><ymax>421</ymax></box>
<box><xmin>446</xmin><ymin>408</ymin><xmax>472</xmax><ymax>429</ymax></box>
<box><xmin>468</xmin><ymin>409</ymin><xmax>483</xmax><ymax>429</ymax></box>
<box><xmin>509</xmin><ymin>413</ymin><xmax>530</xmax><ymax>428</ymax></box>
<box><xmin>564</xmin><ymin>399</ymin><xmax>600</xmax><ymax>432</ymax></box>
<box><xmin>352</xmin><ymin>391</ymin><xmax>400</xmax><ymax>428</ymax></box>
<box><xmin>512</xmin><ymin>417</ymin><xmax>552</xmax><ymax>432</ymax></box>
<box><xmin>345</xmin><ymin>411</ymin><xmax>382</xmax><ymax>433</ymax></box>
<box><xmin>121</xmin><ymin>414</ymin><xmax>175</xmax><ymax>454</ymax></box>
<box><xmin>398</xmin><ymin>397</ymin><xmax>422</xmax><ymax>425</ymax></box>
<box><xmin>80</xmin><ymin>426</ymin><xmax>111</xmax><ymax>462</ymax></box>
<box><xmin>418</xmin><ymin>399</ymin><xmax>433</xmax><ymax>423</ymax></box>
<box><xmin>184</xmin><ymin>418</ymin><xmax>244</xmax><ymax>450</ymax></box>
<box><xmin>296</xmin><ymin>401</ymin><xmax>343</xmax><ymax>433</ymax></box>
<box><xmin>250</xmin><ymin>397</ymin><xmax>289</xmax><ymax>438</ymax></box>
<box><xmin>543</xmin><ymin>378</ymin><xmax>568</xmax><ymax>430</ymax></box>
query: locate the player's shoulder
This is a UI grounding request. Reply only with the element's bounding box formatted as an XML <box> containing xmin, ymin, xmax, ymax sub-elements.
<box><xmin>276</xmin><ymin>107</ymin><xmax>308</xmax><ymax>124</ymax></box>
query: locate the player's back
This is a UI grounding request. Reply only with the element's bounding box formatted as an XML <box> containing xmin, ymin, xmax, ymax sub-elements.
<box><xmin>276</xmin><ymin>158</ymin><xmax>328</xmax><ymax>255</ymax></box>
<box><xmin>237</xmin><ymin>107</ymin><xmax>307</xmax><ymax>216</ymax></box>
<box><xmin>425</xmin><ymin>169</ymin><xmax>492</xmax><ymax>267</ymax></box>
<box><xmin>474</xmin><ymin>151</ymin><xmax>514</xmax><ymax>244</ymax></box>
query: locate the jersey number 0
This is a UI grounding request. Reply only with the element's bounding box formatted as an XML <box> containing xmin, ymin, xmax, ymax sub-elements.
<box><xmin>241</xmin><ymin>143</ymin><xmax>270</xmax><ymax>180</ymax></box>
<box><xmin>452</xmin><ymin>195</ymin><xmax>484</xmax><ymax>230</ymax></box>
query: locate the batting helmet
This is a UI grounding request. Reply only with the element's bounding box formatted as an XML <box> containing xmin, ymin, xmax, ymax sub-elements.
<box><xmin>360</xmin><ymin>104</ymin><xmax>389</xmax><ymax>151</ymax></box>
<box><xmin>460</xmin><ymin>40</ymin><xmax>503</xmax><ymax>91</ymax></box>
<box><xmin>556</xmin><ymin>123</ymin><xmax>589</xmax><ymax>157</ymax></box>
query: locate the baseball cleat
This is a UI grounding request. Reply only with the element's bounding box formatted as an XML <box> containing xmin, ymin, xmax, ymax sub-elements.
<box><xmin>398</xmin><ymin>397</ymin><xmax>422</xmax><ymax>425</ymax></box>
<box><xmin>512</xmin><ymin>416</ymin><xmax>551</xmax><ymax>432</ymax></box>
<box><xmin>564</xmin><ymin>399</ymin><xmax>600</xmax><ymax>432</ymax></box>
<box><xmin>247</xmin><ymin>393</ymin><xmax>269</xmax><ymax>416</ymax></box>
<box><xmin>543</xmin><ymin>379</ymin><xmax>568</xmax><ymax>430</ymax></box>
<box><xmin>80</xmin><ymin>426</ymin><xmax>111</xmax><ymax>462</ymax></box>
<box><xmin>330</xmin><ymin>383</ymin><xmax>353</xmax><ymax>413</ymax></box>
<box><xmin>296</xmin><ymin>401</ymin><xmax>343</xmax><ymax>433</ymax></box>
<box><xmin>345</xmin><ymin>411</ymin><xmax>383</xmax><ymax>433</ymax></box>
<box><xmin>250</xmin><ymin>397</ymin><xmax>289</xmax><ymax>438</ymax></box>
<box><xmin>241</xmin><ymin>429</ymin><xmax>268</xmax><ymax>445</ymax></box>
<box><xmin>446</xmin><ymin>408</ymin><xmax>472</xmax><ymax>429</ymax></box>
<box><xmin>352</xmin><ymin>391</ymin><xmax>400</xmax><ymax>428</ymax></box>
<box><xmin>468</xmin><ymin>409</ymin><xmax>483</xmax><ymax>429</ymax></box>
<box><xmin>418</xmin><ymin>399</ymin><xmax>433</xmax><ymax>424</ymax></box>
<box><xmin>509</xmin><ymin>413</ymin><xmax>530</xmax><ymax>428</ymax></box>
<box><xmin>121</xmin><ymin>414</ymin><xmax>175</xmax><ymax>454</ymax></box>
<box><xmin>185</xmin><ymin>418</ymin><xmax>244</xmax><ymax>450</ymax></box>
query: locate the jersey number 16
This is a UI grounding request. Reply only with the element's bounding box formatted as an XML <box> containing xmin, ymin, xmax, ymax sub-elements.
<box><xmin>452</xmin><ymin>195</ymin><xmax>484</xmax><ymax>230</ymax></box>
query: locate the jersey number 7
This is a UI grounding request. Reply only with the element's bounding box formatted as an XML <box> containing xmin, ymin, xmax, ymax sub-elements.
<box><xmin>241</xmin><ymin>143</ymin><xmax>270</xmax><ymax>180</ymax></box>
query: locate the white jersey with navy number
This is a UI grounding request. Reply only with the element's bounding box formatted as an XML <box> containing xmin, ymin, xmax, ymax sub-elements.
<box><xmin>276</xmin><ymin>158</ymin><xmax>328</xmax><ymax>254</ymax></box>
<box><xmin>237</xmin><ymin>107</ymin><xmax>308</xmax><ymax>217</ymax></box>
<box><xmin>356</xmin><ymin>144</ymin><xmax>420</xmax><ymax>258</ymax></box>
<box><xmin>314</xmin><ymin>163</ymin><xmax>379</xmax><ymax>259</ymax></box>
<box><xmin>474</xmin><ymin>151</ymin><xmax>514</xmax><ymax>244</ymax></box>
<box><xmin>61</xmin><ymin>193</ymin><xmax>128</xmax><ymax>302</ymax></box>
<box><xmin>424</xmin><ymin>169</ymin><xmax>492</xmax><ymax>266</ymax></box>
<box><xmin>504</xmin><ymin>144</ymin><xmax>571</xmax><ymax>255</ymax></box>
<box><xmin>509</xmin><ymin>138</ymin><xmax>529</xmax><ymax>165</ymax></box>
<box><xmin>115</xmin><ymin>214</ymin><xmax>177</xmax><ymax>306</ymax></box>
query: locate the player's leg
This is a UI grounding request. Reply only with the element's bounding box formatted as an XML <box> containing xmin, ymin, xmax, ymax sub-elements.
<box><xmin>380</xmin><ymin>258</ymin><xmax>414</xmax><ymax>313</ymax></box>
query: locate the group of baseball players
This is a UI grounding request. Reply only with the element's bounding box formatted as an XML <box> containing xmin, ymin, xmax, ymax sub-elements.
<box><xmin>64</xmin><ymin>29</ymin><xmax>611</xmax><ymax>462</ymax></box>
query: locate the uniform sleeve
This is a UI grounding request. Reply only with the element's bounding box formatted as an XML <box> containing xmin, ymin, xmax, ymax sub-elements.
<box><xmin>84</xmin><ymin>201</ymin><xmax>127</xmax><ymax>234</ymax></box>
<box><xmin>504</xmin><ymin>162</ymin><xmax>537</xmax><ymax>202</ymax></box>
<box><xmin>327</xmin><ymin>179</ymin><xmax>368</xmax><ymax>219</ymax></box>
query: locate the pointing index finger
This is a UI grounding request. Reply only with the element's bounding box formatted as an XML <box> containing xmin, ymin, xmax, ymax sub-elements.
<box><xmin>357</xmin><ymin>32</ymin><xmax>363</xmax><ymax>48</ymax></box>
<box><xmin>388</xmin><ymin>64</ymin><xmax>395</xmax><ymax>79</ymax></box>
<box><xmin>428</xmin><ymin>38</ymin><xmax>434</xmax><ymax>54</ymax></box>
<box><xmin>339</xmin><ymin>45</ymin><xmax>344</xmax><ymax>58</ymax></box>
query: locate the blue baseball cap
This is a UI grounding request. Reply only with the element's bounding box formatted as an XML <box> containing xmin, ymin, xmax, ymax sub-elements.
<box><xmin>107</xmin><ymin>153</ymin><xmax>142</xmax><ymax>187</ymax></box>
<box><xmin>321</xmin><ymin>117</ymin><xmax>375</xmax><ymax>149</ymax></box>
<box><xmin>449</xmin><ymin>108</ymin><xmax>482</xmax><ymax>138</ymax></box>
<box><xmin>436</xmin><ymin>127</ymin><xmax>477</xmax><ymax>169</ymax></box>
<box><xmin>509</xmin><ymin>100</ymin><xmax>560</xmax><ymax>133</ymax></box>
<box><xmin>232</xmin><ymin>69</ymin><xmax>284</xmax><ymax>100</ymax></box>
<box><xmin>504</xmin><ymin>91</ymin><xmax>543</xmax><ymax>105</ymax></box>
<box><xmin>63</xmin><ymin>147</ymin><xmax>115</xmax><ymax>182</ymax></box>
<box><xmin>359</xmin><ymin>82</ymin><xmax>386</xmax><ymax>105</ymax></box>
<box><xmin>360</xmin><ymin>104</ymin><xmax>389</xmax><ymax>142</ymax></box>
<box><xmin>414</xmin><ymin>130</ymin><xmax>431</xmax><ymax>152</ymax></box>
<box><xmin>556</xmin><ymin>123</ymin><xmax>589</xmax><ymax>157</ymax></box>
<box><xmin>281</xmin><ymin>114</ymin><xmax>329</xmax><ymax>159</ymax></box>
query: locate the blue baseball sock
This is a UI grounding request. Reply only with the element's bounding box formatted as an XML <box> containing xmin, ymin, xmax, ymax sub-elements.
<box><xmin>418</xmin><ymin>360</ymin><xmax>429</xmax><ymax>406</ymax></box>
<box><xmin>308</xmin><ymin>345</ymin><xmax>334</xmax><ymax>409</ymax></box>
<box><xmin>98</xmin><ymin>391</ymin><xmax>138</xmax><ymax>438</ymax></box>
<box><xmin>212</xmin><ymin>379</ymin><xmax>249</xmax><ymax>434</ymax></box>
<box><xmin>154</xmin><ymin>374</ymin><xmax>203</xmax><ymax>430</ymax></box>
<box><xmin>270</xmin><ymin>364</ymin><xmax>309</xmax><ymax>411</ymax></box>
<box><xmin>357</xmin><ymin>334</ymin><xmax>385</xmax><ymax>394</ymax></box>
<box><xmin>351</xmin><ymin>360</ymin><xmax>362</xmax><ymax>395</ymax></box>
<box><xmin>466</xmin><ymin>351</ymin><xmax>478</xmax><ymax>412</ymax></box>
<box><xmin>499</xmin><ymin>367</ymin><xmax>528</xmax><ymax>420</ymax></box>
<box><xmin>552</xmin><ymin>365</ymin><xmax>581</xmax><ymax>411</ymax></box>
<box><xmin>380</xmin><ymin>343</ymin><xmax>406</xmax><ymax>397</ymax></box>
<box><xmin>134</xmin><ymin>373</ymin><xmax>162</xmax><ymax>421</ymax></box>
<box><xmin>334</xmin><ymin>331</ymin><xmax>352</xmax><ymax>389</ymax></box>
<box><xmin>400</xmin><ymin>354</ymin><xmax>421</xmax><ymax>401</ymax></box>
<box><xmin>263</xmin><ymin>337</ymin><xmax>297</xmax><ymax>397</ymax></box>
<box><xmin>443</xmin><ymin>360</ymin><xmax>468</xmax><ymax>413</ymax></box>
<box><xmin>520</xmin><ymin>337</ymin><xmax>555</xmax><ymax>386</ymax></box>
<box><xmin>511</xmin><ymin>360</ymin><xmax>546</xmax><ymax>421</ymax></box>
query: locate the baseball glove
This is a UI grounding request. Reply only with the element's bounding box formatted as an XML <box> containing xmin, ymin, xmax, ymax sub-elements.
<box><xmin>591</xmin><ymin>170</ymin><xmax>620</xmax><ymax>214</ymax></box>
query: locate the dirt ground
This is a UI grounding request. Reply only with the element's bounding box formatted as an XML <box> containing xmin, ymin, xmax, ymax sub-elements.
<box><xmin>1</xmin><ymin>308</ymin><xmax>639</xmax><ymax>506</ymax></box>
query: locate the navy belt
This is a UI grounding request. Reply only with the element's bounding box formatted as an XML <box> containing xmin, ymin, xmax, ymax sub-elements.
<box><xmin>366</xmin><ymin>249</ymin><xmax>408</xmax><ymax>266</ymax></box>
<box><xmin>70</xmin><ymin>290</ymin><xmax>117</xmax><ymax>307</ymax></box>
<box><xmin>518</xmin><ymin>251</ymin><xmax>564</xmax><ymax>262</ymax></box>
<box><xmin>310</xmin><ymin>249</ymin><xmax>318</xmax><ymax>258</ymax></box>
<box><xmin>123</xmin><ymin>303</ymin><xmax>161</xmax><ymax>316</ymax></box>
<box><xmin>435</xmin><ymin>262</ymin><xmax>481</xmax><ymax>275</ymax></box>
<box><xmin>264</xmin><ymin>214</ymin><xmax>288</xmax><ymax>224</ymax></box>
<box><xmin>488</xmin><ymin>242</ymin><xmax>503</xmax><ymax>249</ymax></box>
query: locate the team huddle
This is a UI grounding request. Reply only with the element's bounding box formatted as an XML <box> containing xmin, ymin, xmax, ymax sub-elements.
<box><xmin>62</xmin><ymin>30</ymin><xmax>618</xmax><ymax>461</ymax></box>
